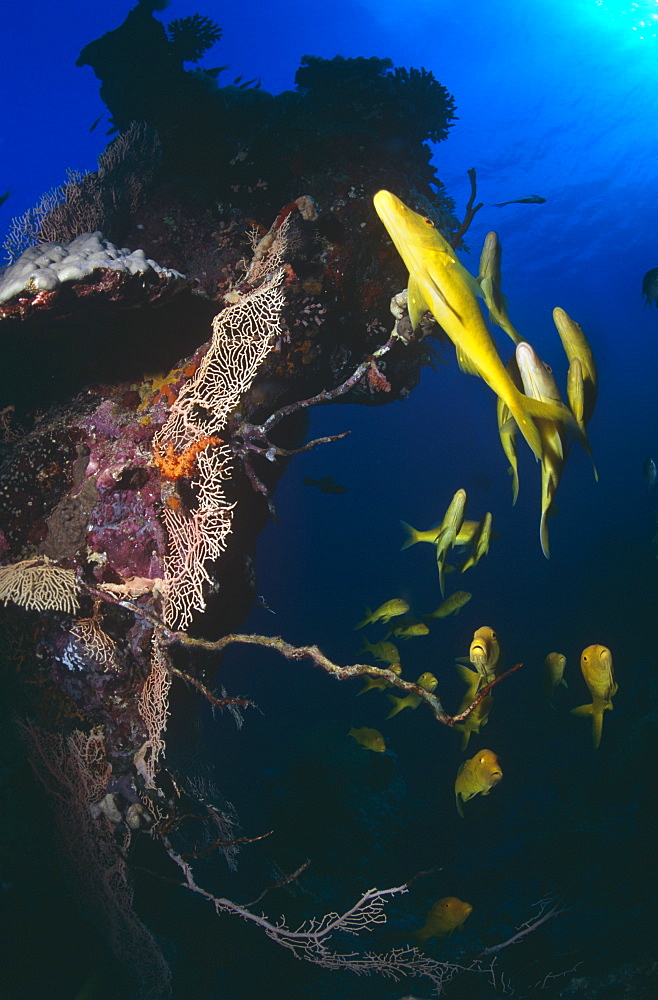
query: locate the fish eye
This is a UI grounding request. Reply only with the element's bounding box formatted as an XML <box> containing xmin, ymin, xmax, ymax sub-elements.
<box><xmin>583</xmin><ymin>654</ymin><xmax>589</xmax><ymax>661</ymax></box>
<box><xmin>423</xmin><ymin>217</ymin><xmax>435</xmax><ymax>227</ymax></box>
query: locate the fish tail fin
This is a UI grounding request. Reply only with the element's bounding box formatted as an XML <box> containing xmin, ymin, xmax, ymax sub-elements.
<box><xmin>356</xmin><ymin>679</ymin><xmax>373</xmax><ymax>696</ymax></box>
<box><xmin>461</xmin><ymin>553</ymin><xmax>474</xmax><ymax>573</ymax></box>
<box><xmin>386</xmin><ymin>695</ymin><xmax>405</xmax><ymax>719</ymax></box>
<box><xmin>399</xmin><ymin>521</ymin><xmax>421</xmax><ymax>550</ymax></box>
<box><xmin>540</xmin><ymin>505</ymin><xmax>551</xmax><ymax>559</ymax></box>
<box><xmin>500</xmin><ymin>314</ymin><xmax>522</xmax><ymax>346</ymax></box>
<box><xmin>437</xmin><ymin>553</ymin><xmax>447</xmax><ymax>596</ymax></box>
<box><xmin>571</xmin><ymin>701</ymin><xmax>605</xmax><ymax>747</ymax></box>
<box><xmin>514</xmin><ymin>394</ymin><xmax>578</xmax><ymax>462</ymax></box>
<box><xmin>454</xmin><ymin>723</ymin><xmax>470</xmax><ymax>751</ymax></box>
<box><xmin>506</xmin><ymin>395</ymin><xmax>543</xmax><ymax>461</ymax></box>
<box><xmin>573</xmin><ymin>420</ymin><xmax>599</xmax><ymax>481</ymax></box>
<box><xmin>592</xmin><ymin>706</ymin><xmax>605</xmax><ymax>749</ymax></box>
<box><xmin>561</xmin><ymin>678</ymin><xmax>568</xmax><ymax>689</ymax></box>
<box><xmin>456</xmin><ymin>791</ymin><xmax>465</xmax><ymax>818</ymax></box>
<box><xmin>509</xmin><ymin>464</ymin><xmax>519</xmax><ymax>505</ymax></box>
<box><xmin>353</xmin><ymin>607</ymin><xmax>372</xmax><ymax>630</ymax></box>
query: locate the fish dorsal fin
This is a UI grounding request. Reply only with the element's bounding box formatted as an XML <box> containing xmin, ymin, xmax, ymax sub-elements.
<box><xmin>407</xmin><ymin>275</ymin><xmax>431</xmax><ymax>329</ymax></box>
<box><xmin>478</xmin><ymin>273</ymin><xmax>492</xmax><ymax>308</ymax></box>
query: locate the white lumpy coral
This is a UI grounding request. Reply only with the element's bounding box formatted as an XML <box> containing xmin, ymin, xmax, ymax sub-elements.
<box><xmin>0</xmin><ymin>232</ymin><xmax>183</xmax><ymax>305</ymax></box>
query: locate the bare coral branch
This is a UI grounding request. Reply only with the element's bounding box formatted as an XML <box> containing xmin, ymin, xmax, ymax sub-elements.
<box><xmin>476</xmin><ymin>897</ymin><xmax>569</xmax><ymax>958</ymax></box>
<box><xmin>163</xmin><ymin>843</ymin><xmax>456</xmax><ymax>994</ymax></box>
<box><xmin>450</xmin><ymin>168</ymin><xmax>484</xmax><ymax>248</ymax></box>
<box><xmin>232</xmin><ymin>333</ymin><xmax>397</xmax><ymax>516</ymax></box>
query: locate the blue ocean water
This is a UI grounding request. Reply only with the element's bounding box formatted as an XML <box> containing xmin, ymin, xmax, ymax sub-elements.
<box><xmin>1</xmin><ymin>2</ymin><xmax>657</xmax><ymax>999</ymax></box>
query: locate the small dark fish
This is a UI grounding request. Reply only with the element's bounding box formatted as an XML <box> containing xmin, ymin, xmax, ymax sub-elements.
<box><xmin>492</xmin><ymin>195</ymin><xmax>546</xmax><ymax>207</ymax></box>
<box><xmin>88</xmin><ymin>115</ymin><xmax>104</xmax><ymax>133</ymax></box>
<box><xmin>642</xmin><ymin>267</ymin><xmax>658</xmax><ymax>307</ymax></box>
<box><xmin>302</xmin><ymin>475</ymin><xmax>347</xmax><ymax>495</ymax></box>
<box><xmin>644</xmin><ymin>457</ymin><xmax>657</xmax><ymax>490</ymax></box>
<box><xmin>0</xmin><ymin>189</ymin><xmax>12</xmax><ymax>208</ymax></box>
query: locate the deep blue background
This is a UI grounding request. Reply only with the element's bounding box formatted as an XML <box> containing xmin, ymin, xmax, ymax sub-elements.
<box><xmin>2</xmin><ymin>2</ymin><xmax>657</xmax><ymax>997</ymax></box>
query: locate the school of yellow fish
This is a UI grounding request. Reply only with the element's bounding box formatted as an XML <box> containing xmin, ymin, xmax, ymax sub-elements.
<box><xmin>350</xmin><ymin>589</ymin><xmax>617</xmax><ymax>941</ymax></box>
<box><xmin>342</xmin><ymin>191</ymin><xmax>612</xmax><ymax>944</ymax></box>
<box><xmin>373</xmin><ymin>189</ymin><xmax>599</xmax><ymax>559</ymax></box>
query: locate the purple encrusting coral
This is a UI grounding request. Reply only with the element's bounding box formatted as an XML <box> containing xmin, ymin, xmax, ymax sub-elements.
<box><xmin>76</xmin><ymin>394</ymin><xmax>168</xmax><ymax>582</ymax></box>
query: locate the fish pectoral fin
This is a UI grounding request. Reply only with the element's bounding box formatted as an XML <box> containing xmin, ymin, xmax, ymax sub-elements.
<box><xmin>456</xmin><ymin>346</ymin><xmax>481</xmax><ymax>377</ymax></box>
<box><xmin>499</xmin><ymin>415</ymin><xmax>518</xmax><ymax>436</ymax></box>
<box><xmin>407</xmin><ymin>275</ymin><xmax>432</xmax><ymax>329</ymax></box>
<box><xmin>456</xmin><ymin>792</ymin><xmax>465</xmax><ymax>818</ymax></box>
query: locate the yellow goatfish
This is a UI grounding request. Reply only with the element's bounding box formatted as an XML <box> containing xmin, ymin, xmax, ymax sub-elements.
<box><xmin>386</xmin><ymin>671</ymin><xmax>438</xmax><ymax>718</ymax></box>
<box><xmin>454</xmin><ymin>748</ymin><xmax>503</xmax><ymax>817</ymax></box>
<box><xmin>477</xmin><ymin>231</ymin><xmax>522</xmax><ymax>345</ymax></box>
<box><xmin>454</xmin><ymin>661</ymin><xmax>481</xmax><ymax>711</ymax></box>
<box><xmin>571</xmin><ymin>644</ymin><xmax>617</xmax><ymax>748</ymax></box>
<box><xmin>566</xmin><ymin>357</ymin><xmax>598</xmax><ymax>480</ymax></box>
<box><xmin>543</xmin><ymin>651</ymin><xmax>567</xmax><ymax>704</ymax></box>
<box><xmin>386</xmin><ymin>619</ymin><xmax>430</xmax><ymax>640</ymax></box>
<box><xmin>354</xmin><ymin>598</ymin><xmax>409</xmax><ymax>629</ymax></box>
<box><xmin>496</xmin><ymin>354</ymin><xmax>524</xmax><ymax>505</ymax></box>
<box><xmin>435</xmin><ymin>488</ymin><xmax>467</xmax><ymax>596</ymax></box>
<box><xmin>360</xmin><ymin>637</ymin><xmax>401</xmax><ymax>665</ymax></box>
<box><xmin>454</xmin><ymin>692</ymin><xmax>494</xmax><ymax>750</ymax></box>
<box><xmin>414</xmin><ymin>897</ymin><xmax>473</xmax><ymax>944</ymax></box>
<box><xmin>373</xmin><ymin>190</ymin><xmax>573</xmax><ymax>463</ymax></box>
<box><xmin>348</xmin><ymin>726</ymin><xmax>387</xmax><ymax>752</ymax></box>
<box><xmin>426</xmin><ymin>591</ymin><xmax>472</xmax><ymax>618</ymax></box>
<box><xmin>357</xmin><ymin>661</ymin><xmax>402</xmax><ymax>696</ymax></box>
<box><xmin>553</xmin><ymin>306</ymin><xmax>598</xmax><ymax>477</ymax></box>
<box><xmin>468</xmin><ymin>625</ymin><xmax>500</xmax><ymax>687</ymax></box>
<box><xmin>515</xmin><ymin>341</ymin><xmax>568</xmax><ymax>559</ymax></box>
<box><xmin>552</xmin><ymin>307</ymin><xmax>597</xmax><ymax>424</ymax></box>
<box><xmin>461</xmin><ymin>512</ymin><xmax>493</xmax><ymax>572</ymax></box>
<box><xmin>400</xmin><ymin>519</ymin><xmax>480</xmax><ymax>550</ymax></box>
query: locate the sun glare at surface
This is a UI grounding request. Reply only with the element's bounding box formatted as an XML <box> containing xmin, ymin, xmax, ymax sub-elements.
<box><xmin>595</xmin><ymin>1</ymin><xmax>658</xmax><ymax>37</ymax></box>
